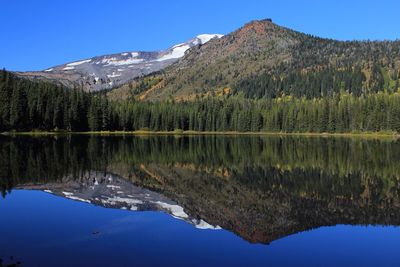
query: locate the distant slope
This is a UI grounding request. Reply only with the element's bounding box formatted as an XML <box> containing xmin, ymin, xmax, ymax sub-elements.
<box><xmin>15</xmin><ymin>34</ymin><xmax>222</xmax><ymax>92</ymax></box>
<box><xmin>112</xmin><ymin>19</ymin><xmax>400</xmax><ymax>101</ymax></box>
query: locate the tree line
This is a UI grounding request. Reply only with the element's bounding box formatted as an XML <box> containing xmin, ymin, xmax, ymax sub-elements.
<box><xmin>0</xmin><ymin>69</ymin><xmax>90</xmax><ymax>131</ymax></box>
<box><xmin>107</xmin><ymin>93</ymin><xmax>400</xmax><ymax>133</ymax></box>
<box><xmin>1</xmin><ymin>69</ymin><xmax>400</xmax><ymax>133</ymax></box>
<box><xmin>2</xmin><ymin>135</ymin><xmax>400</xmax><ymax>198</ymax></box>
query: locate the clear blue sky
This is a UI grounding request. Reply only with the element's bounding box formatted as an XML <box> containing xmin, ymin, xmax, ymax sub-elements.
<box><xmin>2</xmin><ymin>0</ymin><xmax>399</xmax><ymax>71</ymax></box>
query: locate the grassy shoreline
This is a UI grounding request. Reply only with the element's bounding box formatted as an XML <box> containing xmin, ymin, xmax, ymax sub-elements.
<box><xmin>1</xmin><ymin>130</ymin><xmax>399</xmax><ymax>139</ymax></box>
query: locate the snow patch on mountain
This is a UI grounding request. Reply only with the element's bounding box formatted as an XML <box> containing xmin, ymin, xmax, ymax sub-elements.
<box><xmin>66</xmin><ymin>59</ymin><xmax>92</xmax><ymax>66</ymax></box>
<box><xmin>106</xmin><ymin>185</ymin><xmax>120</xmax><ymax>189</ymax></box>
<box><xmin>172</xmin><ymin>43</ymin><xmax>184</xmax><ymax>49</ymax></box>
<box><xmin>156</xmin><ymin>34</ymin><xmax>223</xmax><ymax>62</ymax></box>
<box><xmin>156</xmin><ymin>44</ymin><xmax>191</xmax><ymax>62</ymax></box>
<box><xmin>101</xmin><ymin>56</ymin><xmax>144</xmax><ymax>66</ymax></box>
<box><xmin>196</xmin><ymin>34</ymin><xmax>224</xmax><ymax>44</ymax></box>
<box><xmin>107</xmin><ymin>72</ymin><xmax>122</xmax><ymax>78</ymax></box>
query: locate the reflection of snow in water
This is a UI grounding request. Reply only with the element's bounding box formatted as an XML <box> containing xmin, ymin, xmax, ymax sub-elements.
<box><xmin>37</xmin><ymin>172</ymin><xmax>221</xmax><ymax>231</ymax></box>
<box><xmin>195</xmin><ymin>219</ymin><xmax>222</xmax><ymax>230</ymax></box>
<box><xmin>156</xmin><ymin>201</ymin><xmax>189</xmax><ymax>219</ymax></box>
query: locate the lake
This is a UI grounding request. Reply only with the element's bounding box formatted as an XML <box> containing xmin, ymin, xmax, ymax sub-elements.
<box><xmin>1</xmin><ymin>135</ymin><xmax>400</xmax><ymax>267</ymax></box>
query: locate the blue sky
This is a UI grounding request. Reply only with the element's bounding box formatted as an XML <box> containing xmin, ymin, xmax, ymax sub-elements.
<box><xmin>2</xmin><ymin>0</ymin><xmax>399</xmax><ymax>71</ymax></box>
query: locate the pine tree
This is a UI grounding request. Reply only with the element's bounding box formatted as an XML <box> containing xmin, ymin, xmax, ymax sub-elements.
<box><xmin>10</xmin><ymin>82</ymin><xmax>27</xmax><ymax>130</ymax></box>
<box><xmin>0</xmin><ymin>69</ymin><xmax>11</xmax><ymax>130</ymax></box>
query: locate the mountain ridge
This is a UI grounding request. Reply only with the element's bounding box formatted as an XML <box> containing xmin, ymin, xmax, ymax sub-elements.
<box><xmin>110</xmin><ymin>19</ymin><xmax>400</xmax><ymax>101</ymax></box>
<box><xmin>14</xmin><ymin>34</ymin><xmax>223</xmax><ymax>92</ymax></box>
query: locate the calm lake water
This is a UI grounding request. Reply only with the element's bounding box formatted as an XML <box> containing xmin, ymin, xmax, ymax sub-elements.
<box><xmin>1</xmin><ymin>135</ymin><xmax>400</xmax><ymax>267</ymax></box>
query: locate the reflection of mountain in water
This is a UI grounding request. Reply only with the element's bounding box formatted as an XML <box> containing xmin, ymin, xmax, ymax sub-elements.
<box><xmin>1</xmin><ymin>135</ymin><xmax>400</xmax><ymax>244</ymax></box>
<box><xmin>127</xmin><ymin>163</ymin><xmax>400</xmax><ymax>244</ymax></box>
<box><xmin>17</xmin><ymin>171</ymin><xmax>220</xmax><ymax>230</ymax></box>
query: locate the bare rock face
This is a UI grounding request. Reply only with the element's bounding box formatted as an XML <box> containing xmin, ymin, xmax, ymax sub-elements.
<box><xmin>14</xmin><ymin>34</ymin><xmax>223</xmax><ymax>92</ymax></box>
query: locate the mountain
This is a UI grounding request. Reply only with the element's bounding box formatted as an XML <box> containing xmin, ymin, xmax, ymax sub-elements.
<box><xmin>112</xmin><ymin>19</ymin><xmax>400</xmax><ymax>101</ymax></box>
<box><xmin>3</xmin><ymin>19</ymin><xmax>400</xmax><ymax>133</ymax></box>
<box><xmin>14</xmin><ymin>34</ymin><xmax>223</xmax><ymax>92</ymax></box>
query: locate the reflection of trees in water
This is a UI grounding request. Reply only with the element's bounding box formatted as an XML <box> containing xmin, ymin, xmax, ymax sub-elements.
<box><xmin>1</xmin><ymin>135</ymin><xmax>400</xmax><ymax>243</ymax></box>
<box><xmin>1</xmin><ymin>135</ymin><xmax>400</xmax><ymax>193</ymax></box>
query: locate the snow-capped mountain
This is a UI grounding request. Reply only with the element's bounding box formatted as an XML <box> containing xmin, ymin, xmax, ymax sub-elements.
<box><xmin>16</xmin><ymin>34</ymin><xmax>223</xmax><ymax>92</ymax></box>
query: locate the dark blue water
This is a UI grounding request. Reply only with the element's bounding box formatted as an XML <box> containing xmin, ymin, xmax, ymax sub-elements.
<box><xmin>2</xmin><ymin>135</ymin><xmax>400</xmax><ymax>266</ymax></box>
<box><xmin>1</xmin><ymin>190</ymin><xmax>399</xmax><ymax>267</ymax></box>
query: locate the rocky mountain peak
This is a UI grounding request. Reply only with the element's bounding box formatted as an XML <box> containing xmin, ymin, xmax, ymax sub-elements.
<box><xmin>241</xmin><ymin>18</ymin><xmax>275</xmax><ymax>34</ymax></box>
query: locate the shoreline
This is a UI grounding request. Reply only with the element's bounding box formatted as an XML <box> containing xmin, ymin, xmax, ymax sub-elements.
<box><xmin>1</xmin><ymin>130</ymin><xmax>399</xmax><ymax>139</ymax></box>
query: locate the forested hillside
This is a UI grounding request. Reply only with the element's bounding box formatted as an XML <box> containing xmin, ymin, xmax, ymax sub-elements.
<box><xmin>2</xmin><ymin>70</ymin><xmax>400</xmax><ymax>133</ymax></box>
<box><xmin>112</xmin><ymin>19</ymin><xmax>400</xmax><ymax>101</ymax></box>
